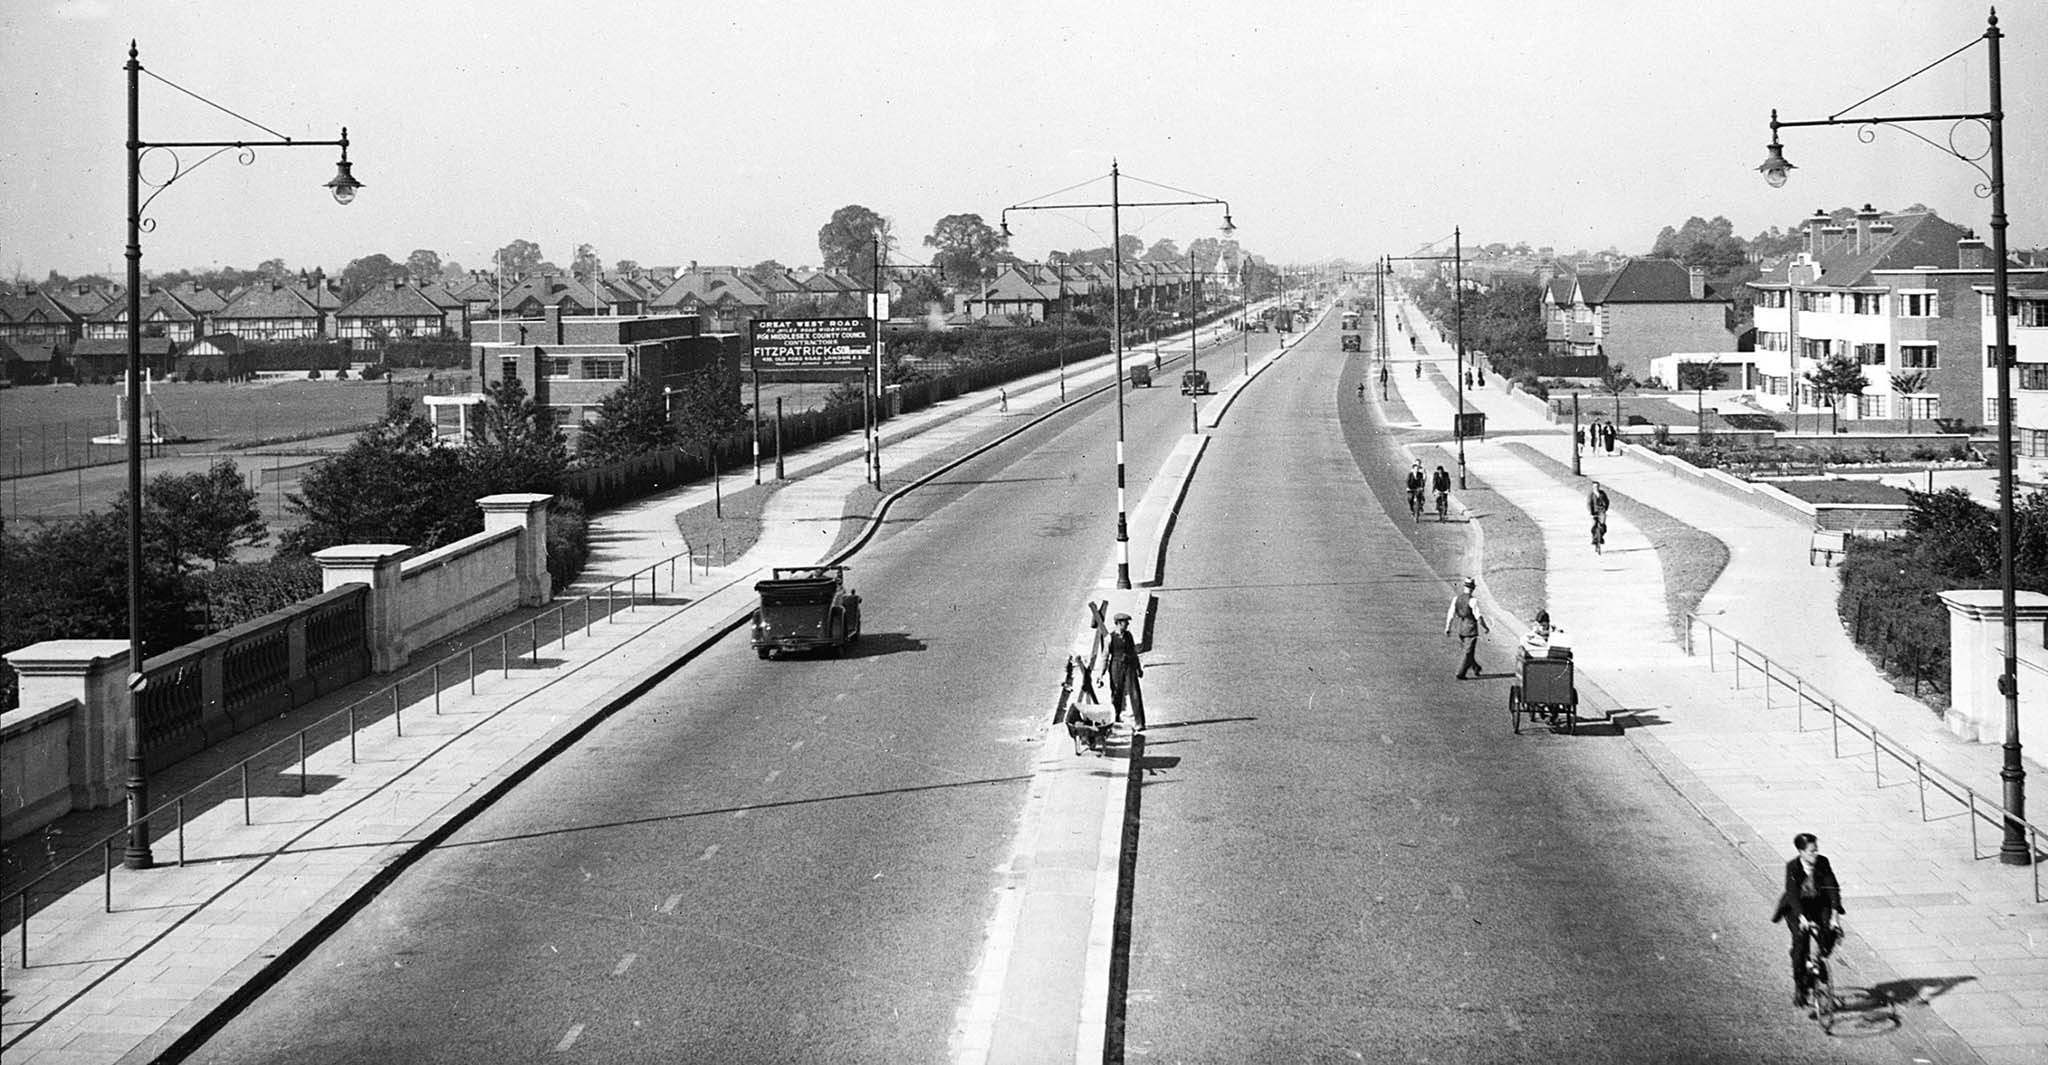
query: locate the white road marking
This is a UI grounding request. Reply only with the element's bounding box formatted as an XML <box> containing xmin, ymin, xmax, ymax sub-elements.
<box><xmin>659</xmin><ymin>893</ymin><xmax>682</xmax><ymax>915</ymax></box>
<box><xmin>763</xmin><ymin>769</ymin><xmax>781</xmax><ymax>785</ymax></box>
<box><xmin>554</xmin><ymin>1023</ymin><xmax>584</xmax><ymax>1052</ymax></box>
<box><xmin>699</xmin><ymin>844</ymin><xmax>720</xmax><ymax>861</ymax></box>
<box><xmin>612</xmin><ymin>953</ymin><xmax>637</xmax><ymax>977</ymax></box>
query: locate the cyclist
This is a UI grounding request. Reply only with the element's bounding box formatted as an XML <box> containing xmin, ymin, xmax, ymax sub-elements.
<box><xmin>1404</xmin><ymin>462</ymin><xmax>1426</xmax><ymax>521</ymax></box>
<box><xmin>1430</xmin><ymin>464</ymin><xmax>1452</xmax><ymax>521</ymax></box>
<box><xmin>1770</xmin><ymin>832</ymin><xmax>1845</xmax><ymax>1009</ymax></box>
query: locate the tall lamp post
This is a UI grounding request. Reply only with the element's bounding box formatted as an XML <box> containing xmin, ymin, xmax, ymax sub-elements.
<box><xmin>120</xmin><ymin>42</ymin><xmax>362</xmax><ymax>869</ymax></box>
<box><xmin>1387</xmin><ymin>228</ymin><xmax>1468</xmax><ymax>488</ymax></box>
<box><xmin>1758</xmin><ymin>6</ymin><xmax>2026</xmax><ymax>865</ymax></box>
<box><xmin>1001</xmin><ymin>162</ymin><xmax>1234</xmax><ymax>589</ymax></box>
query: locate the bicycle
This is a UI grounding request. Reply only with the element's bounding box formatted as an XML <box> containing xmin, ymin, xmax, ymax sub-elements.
<box><xmin>1408</xmin><ymin>487</ymin><xmax>1425</xmax><ymax>523</ymax></box>
<box><xmin>1799</xmin><ymin>917</ymin><xmax>1841</xmax><ymax>1032</ymax></box>
<box><xmin>1434</xmin><ymin>488</ymin><xmax>1449</xmax><ymax>522</ymax></box>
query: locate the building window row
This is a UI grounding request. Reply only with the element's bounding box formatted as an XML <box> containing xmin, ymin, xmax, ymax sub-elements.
<box><xmin>1758</xmin><ymin>330</ymin><xmax>1789</xmax><ymax>352</ymax></box>
<box><xmin>1855</xmin><ymin>342</ymin><xmax>1886</xmax><ymax>367</ymax></box>
<box><xmin>1898</xmin><ymin>291</ymin><xmax>1938</xmax><ymax>318</ymax></box>
<box><xmin>1899</xmin><ymin>343</ymin><xmax>1938</xmax><ymax>369</ymax></box>
<box><xmin>1986</xmin><ymin>397</ymin><xmax>2015</xmax><ymax>424</ymax></box>
<box><xmin>1987</xmin><ymin>344</ymin><xmax>2016</xmax><ymax>368</ymax></box>
<box><xmin>2019</xmin><ymin>365</ymin><xmax>2048</xmax><ymax>391</ymax></box>
<box><xmin>1982</xmin><ymin>295</ymin><xmax>2048</xmax><ymax>326</ymax></box>
<box><xmin>1849</xmin><ymin>292</ymin><xmax>1883</xmax><ymax>315</ymax></box>
<box><xmin>1756</xmin><ymin>289</ymin><xmax>1789</xmax><ymax>309</ymax></box>
<box><xmin>1856</xmin><ymin>394</ymin><xmax>1887</xmax><ymax>418</ymax></box>
<box><xmin>2023</xmin><ymin>428</ymin><xmax>2048</xmax><ymax>458</ymax></box>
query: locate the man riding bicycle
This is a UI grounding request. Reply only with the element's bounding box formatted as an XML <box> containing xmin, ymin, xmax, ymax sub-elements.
<box><xmin>1430</xmin><ymin>464</ymin><xmax>1453</xmax><ymax>521</ymax></box>
<box><xmin>1404</xmin><ymin>462</ymin><xmax>1426</xmax><ymax>520</ymax></box>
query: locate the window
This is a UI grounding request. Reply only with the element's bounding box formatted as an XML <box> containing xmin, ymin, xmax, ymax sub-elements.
<box><xmin>1758</xmin><ymin>289</ymin><xmax>1788</xmax><ymax>309</ymax></box>
<box><xmin>2020</xmin><ymin>365</ymin><xmax>2048</xmax><ymax>391</ymax></box>
<box><xmin>1759</xmin><ymin>330</ymin><xmax>1788</xmax><ymax>351</ymax></box>
<box><xmin>1854</xmin><ymin>342</ymin><xmax>1887</xmax><ymax>366</ymax></box>
<box><xmin>583</xmin><ymin>357</ymin><xmax>625</xmax><ymax>380</ymax></box>
<box><xmin>1899</xmin><ymin>344</ymin><xmax>1937</xmax><ymax>369</ymax></box>
<box><xmin>1987</xmin><ymin>345</ymin><xmax>2016</xmax><ymax>368</ymax></box>
<box><xmin>1798</xmin><ymin>291</ymin><xmax>1822</xmax><ymax>312</ymax></box>
<box><xmin>1903</xmin><ymin>396</ymin><xmax>1940</xmax><ymax>422</ymax></box>
<box><xmin>500</xmin><ymin>357</ymin><xmax>519</xmax><ymax>381</ymax></box>
<box><xmin>1856</xmin><ymin>394</ymin><xmax>1887</xmax><ymax>418</ymax></box>
<box><xmin>1899</xmin><ymin>291</ymin><xmax>1938</xmax><ymax>317</ymax></box>
<box><xmin>2024</xmin><ymin>428</ymin><xmax>2048</xmax><ymax>458</ymax></box>
<box><xmin>1800</xmin><ymin>338</ymin><xmax>1831</xmax><ymax>360</ymax></box>
<box><xmin>1986</xmin><ymin>397</ymin><xmax>2014</xmax><ymax>423</ymax></box>
<box><xmin>2020</xmin><ymin>298</ymin><xmax>2048</xmax><ymax>328</ymax></box>
<box><xmin>1850</xmin><ymin>292</ymin><xmax>1883</xmax><ymax>315</ymax></box>
<box><xmin>544</xmin><ymin>357</ymin><xmax>573</xmax><ymax>379</ymax></box>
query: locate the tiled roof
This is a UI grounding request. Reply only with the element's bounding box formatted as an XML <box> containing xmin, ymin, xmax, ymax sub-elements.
<box><xmin>975</xmin><ymin>267</ymin><xmax>1054</xmax><ymax>303</ymax></box>
<box><xmin>90</xmin><ymin>289</ymin><xmax>199</xmax><ymax>323</ymax></box>
<box><xmin>72</xmin><ymin>337</ymin><xmax>175</xmax><ymax>357</ymax></box>
<box><xmin>1599</xmin><ymin>259</ymin><xmax>1722</xmax><ymax>303</ymax></box>
<box><xmin>1</xmin><ymin>339</ymin><xmax>58</xmax><ymax>366</ymax></box>
<box><xmin>0</xmin><ymin>292</ymin><xmax>76</xmax><ymax>324</ymax></box>
<box><xmin>338</xmin><ymin>283</ymin><xmax>447</xmax><ymax>318</ymax></box>
<box><xmin>496</xmin><ymin>274</ymin><xmax>600</xmax><ymax>312</ymax></box>
<box><xmin>216</xmin><ymin>283</ymin><xmax>323</xmax><ymax>320</ymax></box>
<box><xmin>45</xmin><ymin>285</ymin><xmax>114</xmax><ymax>316</ymax></box>
<box><xmin>168</xmin><ymin>282</ymin><xmax>227</xmax><ymax>313</ymax></box>
<box><xmin>652</xmin><ymin>269</ymin><xmax>770</xmax><ymax>311</ymax></box>
<box><xmin>1751</xmin><ymin>211</ymin><xmax>1970</xmax><ymax>288</ymax></box>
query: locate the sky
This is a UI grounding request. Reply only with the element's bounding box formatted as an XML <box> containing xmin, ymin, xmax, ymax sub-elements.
<box><xmin>2</xmin><ymin>0</ymin><xmax>2042</xmax><ymax>282</ymax></box>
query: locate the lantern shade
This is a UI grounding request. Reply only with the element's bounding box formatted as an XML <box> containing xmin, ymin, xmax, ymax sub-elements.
<box><xmin>326</xmin><ymin>157</ymin><xmax>363</xmax><ymax>205</ymax></box>
<box><xmin>1757</xmin><ymin>140</ymin><xmax>1794</xmax><ymax>188</ymax></box>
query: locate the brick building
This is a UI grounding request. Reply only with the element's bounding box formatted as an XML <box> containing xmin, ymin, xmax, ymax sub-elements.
<box><xmin>470</xmin><ymin>308</ymin><xmax>742</xmax><ymax>450</ymax></box>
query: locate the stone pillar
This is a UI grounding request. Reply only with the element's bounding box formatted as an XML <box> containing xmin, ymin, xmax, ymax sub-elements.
<box><xmin>1938</xmin><ymin>589</ymin><xmax>2048</xmax><ymax>743</ymax></box>
<box><xmin>5</xmin><ymin>640</ymin><xmax>132</xmax><ymax>810</ymax></box>
<box><xmin>479</xmin><ymin>493</ymin><xmax>554</xmax><ymax>607</ymax></box>
<box><xmin>314</xmin><ymin>544</ymin><xmax>411</xmax><ymax>673</ymax></box>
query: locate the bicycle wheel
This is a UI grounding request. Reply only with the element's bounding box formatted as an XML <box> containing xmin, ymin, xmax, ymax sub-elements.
<box><xmin>1811</xmin><ymin>962</ymin><xmax>1837</xmax><ymax>1033</ymax></box>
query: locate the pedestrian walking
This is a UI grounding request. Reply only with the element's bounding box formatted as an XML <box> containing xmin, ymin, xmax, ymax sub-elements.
<box><xmin>1357</xmin><ymin>381</ymin><xmax>1366</xmax><ymax>404</ymax></box>
<box><xmin>1603</xmin><ymin>422</ymin><xmax>1617</xmax><ymax>453</ymax></box>
<box><xmin>1106</xmin><ymin>612</ymin><xmax>1146</xmax><ymax>731</ymax></box>
<box><xmin>1770</xmin><ymin>833</ymin><xmax>1846</xmax><ymax>1008</ymax></box>
<box><xmin>1443</xmin><ymin>577</ymin><xmax>1489</xmax><ymax>679</ymax></box>
<box><xmin>1587</xmin><ymin>481</ymin><xmax>1611</xmax><ymax>554</ymax></box>
<box><xmin>999</xmin><ymin>387</ymin><xmax>1008</xmax><ymax>413</ymax></box>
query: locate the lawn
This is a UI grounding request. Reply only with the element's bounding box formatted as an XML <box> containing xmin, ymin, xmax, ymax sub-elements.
<box><xmin>1766</xmin><ymin>479</ymin><xmax>1910</xmax><ymax>505</ymax></box>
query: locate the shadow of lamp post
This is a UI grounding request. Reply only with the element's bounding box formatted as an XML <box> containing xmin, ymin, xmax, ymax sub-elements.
<box><xmin>1759</xmin><ymin>6</ymin><xmax>2026</xmax><ymax>865</ymax></box>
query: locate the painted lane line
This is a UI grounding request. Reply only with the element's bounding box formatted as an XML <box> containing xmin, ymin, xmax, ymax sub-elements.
<box><xmin>612</xmin><ymin>953</ymin><xmax>638</xmax><ymax>977</ymax></box>
<box><xmin>554</xmin><ymin>1023</ymin><xmax>584</xmax><ymax>1052</ymax></box>
<box><xmin>659</xmin><ymin>893</ymin><xmax>682</xmax><ymax>915</ymax></box>
<box><xmin>700</xmin><ymin>844</ymin><xmax>720</xmax><ymax>861</ymax></box>
<box><xmin>763</xmin><ymin>769</ymin><xmax>781</xmax><ymax>786</ymax></box>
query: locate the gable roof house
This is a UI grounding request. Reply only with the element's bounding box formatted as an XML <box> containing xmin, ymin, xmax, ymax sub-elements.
<box><xmin>964</xmin><ymin>265</ymin><xmax>1057</xmax><ymax>324</ymax></box>
<box><xmin>336</xmin><ymin>280</ymin><xmax>455</xmax><ymax>349</ymax></box>
<box><xmin>1553</xmin><ymin>259</ymin><xmax>1732</xmax><ymax>379</ymax></box>
<box><xmin>1749</xmin><ymin>206</ymin><xmax>2048</xmax><ymax>429</ymax></box>
<box><xmin>68</xmin><ymin>337</ymin><xmax>176</xmax><ymax>382</ymax></box>
<box><xmin>746</xmin><ymin>266</ymin><xmax>809</xmax><ymax>308</ymax></box>
<box><xmin>651</xmin><ymin>267</ymin><xmax>772</xmax><ymax>334</ymax></box>
<box><xmin>85</xmin><ymin>286</ymin><xmax>204</xmax><ymax>344</ymax></box>
<box><xmin>0</xmin><ymin>290</ymin><xmax>90</xmax><ymax>348</ymax></box>
<box><xmin>447</xmin><ymin>272</ymin><xmax>503</xmax><ymax>325</ymax></box>
<box><xmin>496</xmin><ymin>274</ymin><xmax>603</xmax><ymax>318</ymax></box>
<box><xmin>1</xmin><ymin>339</ymin><xmax>61</xmax><ymax>385</ymax></box>
<box><xmin>211</xmin><ymin>277</ymin><xmax>334</xmax><ymax>340</ymax></box>
<box><xmin>411</xmin><ymin>279</ymin><xmax>471</xmax><ymax>336</ymax></box>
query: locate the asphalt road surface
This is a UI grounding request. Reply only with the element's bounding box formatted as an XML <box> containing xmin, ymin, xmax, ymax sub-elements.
<box><xmin>182</xmin><ymin>356</ymin><xmax>1195</xmax><ymax>1063</ymax></box>
<box><xmin>1118</xmin><ymin>326</ymin><xmax>1907</xmax><ymax>1063</ymax></box>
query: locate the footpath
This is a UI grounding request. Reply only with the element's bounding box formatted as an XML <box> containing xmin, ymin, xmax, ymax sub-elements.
<box><xmin>1384</xmin><ymin>299</ymin><xmax>2047</xmax><ymax>1064</ymax></box>
<box><xmin>0</xmin><ymin>317</ymin><xmax>1265</xmax><ymax>1065</ymax></box>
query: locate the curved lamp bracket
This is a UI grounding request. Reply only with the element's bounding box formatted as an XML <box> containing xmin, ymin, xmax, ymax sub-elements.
<box><xmin>1855</xmin><ymin>117</ymin><xmax>1995</xmax><ymax>197</ymax></box>
<box><xmin>137</xmin><ymin>143</ymin><xmax>257</xmax><ymax>232</ymax></box>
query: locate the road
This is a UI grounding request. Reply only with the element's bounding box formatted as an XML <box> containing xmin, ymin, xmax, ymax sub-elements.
<box><xmin>180</xmin><ymin>351</ymin><xmax>1195</xmax><ymax>1062</ymax></box>
<box><xmin>1119</xmin><ymin>322</ymin><xmax>1903</xmax><ymax>1062</ymax></box>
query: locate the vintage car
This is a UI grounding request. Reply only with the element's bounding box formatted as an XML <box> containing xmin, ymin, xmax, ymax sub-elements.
<box><xmin>1181</xmin><ymin>368</ymin><xmax>1211</xmax><ymax>395</ymax></box>
<box><xmin>752</xmin><ymin>566</ymin><xmax>862</xmax><ymax>658</ymax></box>
<box><xmin>1130</xmin><ymin>363</ymin><xmax>1153</xmax><ymax>388</ymax></box>
<box><xmin>1341</xmin><ymin>334</ymin><xmax>1363</xmax><ymax>352</ymax></box>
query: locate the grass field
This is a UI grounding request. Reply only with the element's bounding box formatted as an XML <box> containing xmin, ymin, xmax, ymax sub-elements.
<box><xmin>0</xmin><ymin>375</ymin><xmax>487</xmax><ymax>479</ymax></box>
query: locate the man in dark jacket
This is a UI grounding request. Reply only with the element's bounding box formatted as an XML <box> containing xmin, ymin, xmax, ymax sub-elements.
<box><xmin>1443</xmin><ymin>577</ymin><xmax>1489</xmax><ymax>679</ymax></box>
<box><xmin>1106</xmin><ymin>612</ymin><xmax>1146</xmax><ymax>731</ymax></box>
<box><xmin>1770</xmin><ymin>832</ymin><xmax>1846</xmax><ymax>1007</ymax></box>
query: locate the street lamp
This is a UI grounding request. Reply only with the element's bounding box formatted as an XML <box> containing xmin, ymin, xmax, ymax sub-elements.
<box><xmin>1759</xmin><ymin>6</ymin><xmax>2027</xmax><ymax>865</ymax></box>
<box><xmin>122</xmin><ymin>41</ymin><xmax>360</xmax><ymax>868</ymax></box>
<box><xmin>1000</xmin><ymin>162</ymin><xmax>1234</xmax><ymax>589</ymax></box>
<box><xmin>1387</xmin><ymin>229</ymin><xmax>1469</xmax><ymax>488</ymax></box>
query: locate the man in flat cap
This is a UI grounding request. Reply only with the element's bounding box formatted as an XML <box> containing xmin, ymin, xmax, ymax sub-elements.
<box><xmin>1106</xmin><ymin>612</ymin><xmax>1146</xmax><ymax>731</ymax></box>
<box><xmin>1444</xmin><ymin>576</ymin><xmax>1489</xmax><ymax>679</ymax></box>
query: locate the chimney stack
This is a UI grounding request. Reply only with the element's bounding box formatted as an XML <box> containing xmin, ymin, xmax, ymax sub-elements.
<box><xmin>1853</xmin><ymin>204</ymin><xmax>1882</xmax><ymax>253</ymax></box>
<box><xmin>543</xmin><ymin>304</ymin><xmax>563</xmax><ymax>344</ymax></box>
<box><xmin>1805</xmin><ymin>209</ymin><xmax>1831</xmax><ymax>256</ymax></box>
<box><xmin>1957</xmin><ymin>232</ymin><xmax>1989</xmax><ymax>270</ymax></box>
<box><xmin>1688</xmin><ymin>267</ymin><xmax>1707</xmax><ymax>300</ymax></box>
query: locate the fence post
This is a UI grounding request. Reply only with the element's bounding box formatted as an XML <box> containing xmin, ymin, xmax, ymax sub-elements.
<box><xmin>177</xmin><ymin>798</ymin><xmax>186</xmax><ymax>866</ymax></box>
<box><xmin>394</xmin><ymin>684</ymin><xmax>402</xmax><ymax>737</ymax></box>
<box><xmin>242</xmin><ymin>762</ymin><xmax>251</xmax><ymax>825</ymax></box>
<box><xmin>104</xmin><ymin>841</ymin><xmax>113</xmax><ymax>913</ymax></box>
<box><xmin>469</xmin><ymin>647</ymin><xmax>476</xmax><ymax>694</ymax></box>
<box><xmin>1795</xmin><ymin>678</ymin><xmax>1805</xmax><ymax>730</ymax></box>
<box><xmin>1830</xmin><ymin>702</ymin><xmax>1840</xmax><ymax>757</ymax></box>
<box><xmin>1871</xmin><ymin>728</ymin><xmax>1882</xmax><ymax>784</ymax></box>
<box><xmin>349</xmin><ymin>704</ymin><xmax>358</xmax><ymax>763</ymax></box>
<box><xmin>434</xmin><ymin>663</ymin><xmax>441</xmax><ymax>714</ymax></box>
<box><xmin>300</xmin><ymin>732</ymin><xmax>308</xmax><ymax>795</ymax></box>
<box><xmin>1916</xmin><ymin>759</ymin><xmax>1927</xmax><ymax>821</ymax></box>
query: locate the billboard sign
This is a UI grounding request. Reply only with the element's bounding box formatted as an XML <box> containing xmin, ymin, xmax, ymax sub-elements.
<box><xmin>749</xmin><ymin>317</ymin><xmax>876</xmax><ymax>370</ymax></box>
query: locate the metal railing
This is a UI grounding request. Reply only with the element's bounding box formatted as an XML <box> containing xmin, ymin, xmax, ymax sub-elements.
<box><xmin>1685</xmin><ymin>612</ymin><xmax>2043</xmax><ymax>902</ymax></box>
<box><xmin>5</xmin><ymin>549</ymin><xmax>701</xmax><ymax>969</ymax></box>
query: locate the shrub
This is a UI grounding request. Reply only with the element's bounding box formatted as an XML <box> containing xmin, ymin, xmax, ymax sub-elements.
<box><xmin>545</xmin><ymin>497</ymin><xmax>590</xmax><ymax>593</ymax></box>
<box><xmin>307</xmin><ymin>369</ymin><xmax>322</xmax><ymax>380</ymax></box>
<box><xmin>197</xmin><ymin>556</ymin><xmax>323</xmax><ymax>631</ymax></box>
<box><xmin>359</xmin><ymin>363</ymin><xmax>388</xmax><ymax>380</ymax></box>
<box><xmin>1514</xmin><ymin>371</ymin><xmax>1548</xmax><ymax>399</ymax></box>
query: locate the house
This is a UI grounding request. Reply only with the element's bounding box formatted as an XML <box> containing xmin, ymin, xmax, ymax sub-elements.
<box><xmin>1551</xmin><ymin>259</ymin><xmax>1735</xmax><ymax>379</ymax></box>
<box><xmin>1978</xmin><ymin>280</ymin><xmax>2048</xmax><ymax>483</ymax></box>
<box><xmin>470</xmin><ymin>307</ymin><xmax>743</xmax><ymax>449</ymax></box>
<box><xmin>84</xmin><ymin>286</ymin><xmax>204</xmax><ymax>344</ymax></box>
<box><xmin>174</xmin><ymin>333</ymin><xmax>252</xmax><ymax>380</ymax></box>
<box><xmin>0</xmin><ymin>290</ymin><xmax>89</xmax><ymax>348</ymax></box>
<box><xmin>335</xmin><ymin>280</ymin><xmax>453</xmax><ymax>349</ymax></box>
<box><xmin>1</xmin><ymin>339</ymin><xmax>60</xmax><ymax>385</ymax></box>
<box><xmin>1748</xmin><ymin>206</ymin><xmax>2048</xmax><ymax>428</ymax></box>
<box><xmin>68</xmin><ymin>337</ymin><xmax>175</xmax><ymax>381</ymax></box>
<box><xmin>212</xmin><ymin>273</ymin><xmax>341</xmax><ymax>340</ymax></box>
<box><xmin>746</xmin><ymin>266</ymin><xmax>809</xmax><ymax>309</ymax></box>
<box><xmin>964</xmin><ymin>265</ymin><xmax>1057</xmax><ymax>323</ymax></box>
<box><xmin>651</xmin><ymin>267</ymin><xmax>773</xmax><ymax>334</ymax></box>
<box><xmin>446</xmin><ymin>271</ymin><xmax>503</xmax><ymax>326</ymax></box>
<box><xmin>411</xmin><ymin>280</ymin><xmax>470</xmax><ymax>336</ymax></box>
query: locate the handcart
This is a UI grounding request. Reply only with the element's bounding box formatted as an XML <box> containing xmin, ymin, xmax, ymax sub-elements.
<box><xmin>1509</xmin><ymin>653</ymin><xmax>1577</xmax><ymax>734</ymax></box>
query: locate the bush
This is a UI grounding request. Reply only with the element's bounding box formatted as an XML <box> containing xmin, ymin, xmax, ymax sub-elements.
<box><xmin>546</xmin><ymin>497</ymin><xmax>590</xmax><ymax>593</ymax></box>
<box><xmin>197</xmin><ymin>556</ymin><xmax>323</xmax><ymax>631</ymax></box>
<box><xmin>1513</xmin><ymin>371</ymin><xmax>1548</xmax><ymax>399</ymax></box>
<box><xmin>359</xmin><ymin>363</ymin><xmax>388</xmax><ymax>380</ymax></box>
<box><xmin>307</xmin><ymin>369</ymin><xmax>322</xmax><ymax>380</ymax></box>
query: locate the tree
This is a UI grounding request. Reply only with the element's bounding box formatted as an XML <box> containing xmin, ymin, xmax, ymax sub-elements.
<box><xmin>818</xmin><ymin>205</ymin><xmax>892</xmax><ymax>280</ymax></box>
<box><xmin>1598</xmin><ymin>361</ymin><xmax>1638</xmax><ymax>428</ymax></box>
<box><xmin>1805</xmin><ymin>352</ymin><xmax>1869</xmax><ymax>436</ymax></box>
<box><xmin>280</xmin><ymin>401</ymin><xmax>474</xmax><ymax>555</ymax></box>
<box><xmin>924</xmin><ymin>213</ymin><xmax>1007</xmax><ymax>287</ymax></box>
<box><xmin>614</xmin><ymin>259</ymin><xmax>640</xmax><ymax>274</ymax></box>
<box><xmin>1118</xmin><ymin>234</ymin><xmax>1144</xmax><ymax>262</ymax></box>
<box><xmin>1141</xmin><ymin>238</ymin><xmax>1183</xmax><ymax>263</ymax></box>
<box><xmin>257</xmin><ymin>258</ymin><xmax>291</xmax><ymax>282</ymax></box>
<box><xmin>1680</xmin><ymin>358</ymin><xmax>1728</xmax><ymax>440</ymax></box>
<box><xmin>1187</xmin><ymin>237</ymin><xmax>1222</xmax><ymax>274</ymax></box>
<box><xmin>495</xmin><ymin>239</ymin><xmax>545</xmax><ymax>281</ymax></box>
<box><xmin>138</xmin><ymin>459</ymin><xmax>266</xmax><ymax>572</ymax></box>
<box><xmin>2</xmin><ymin>510</ymin><xmax>197</xmax><ymax>705</ymax></box>
<box><xmin>464</xmin><ymin>375</ymin><xmax>569</xmax><ymax>498</ymax></box>
<box><xmin>894</xmin><ymin>273</ymin><xmax>948</xmax><ymax>320</ymax></box>
<box><xmin>1891</xmin><ymin>371</ymin><xmax>1929</xmax><ymax>434</ymax></box>
<box><xmin>406</xmin><ymin>249</ymin><xmax>444</xmax><ymax>284</ymax></box>
<box><xmin>576</xmin><ymin>376</ymin><xmax>677</xmax><ymax>464</ymax></box>
<box><xmin>340</xmin><ymin>253</ymin><xmax>408</xmax><ymax>301</ymax></box>
<box><xmin>573</xmin><ymin>243</ymin><xmax>602</xmax><ymax>277</ymax></box>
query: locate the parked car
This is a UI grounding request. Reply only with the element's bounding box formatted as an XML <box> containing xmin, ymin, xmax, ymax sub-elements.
<box><xmin>1181</xmin><ymin>368</ymin><xmax>1211</xmax><ymax>395</ymax></box>
<box><xmin>1130</xmin><ymin>363</ymin><xmax>1152</xmax><ymax>387</ymax></box>
<box><xmin>752</xmin><ymin>566</ymin><xmax>862</xmax><ymax>658</ymax></box>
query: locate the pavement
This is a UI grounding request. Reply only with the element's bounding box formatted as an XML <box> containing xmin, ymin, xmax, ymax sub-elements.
<box><xmin>4</xmin><ymin>300</ymin><xmax>2045</xmax><ymax>1064</ymax></box>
